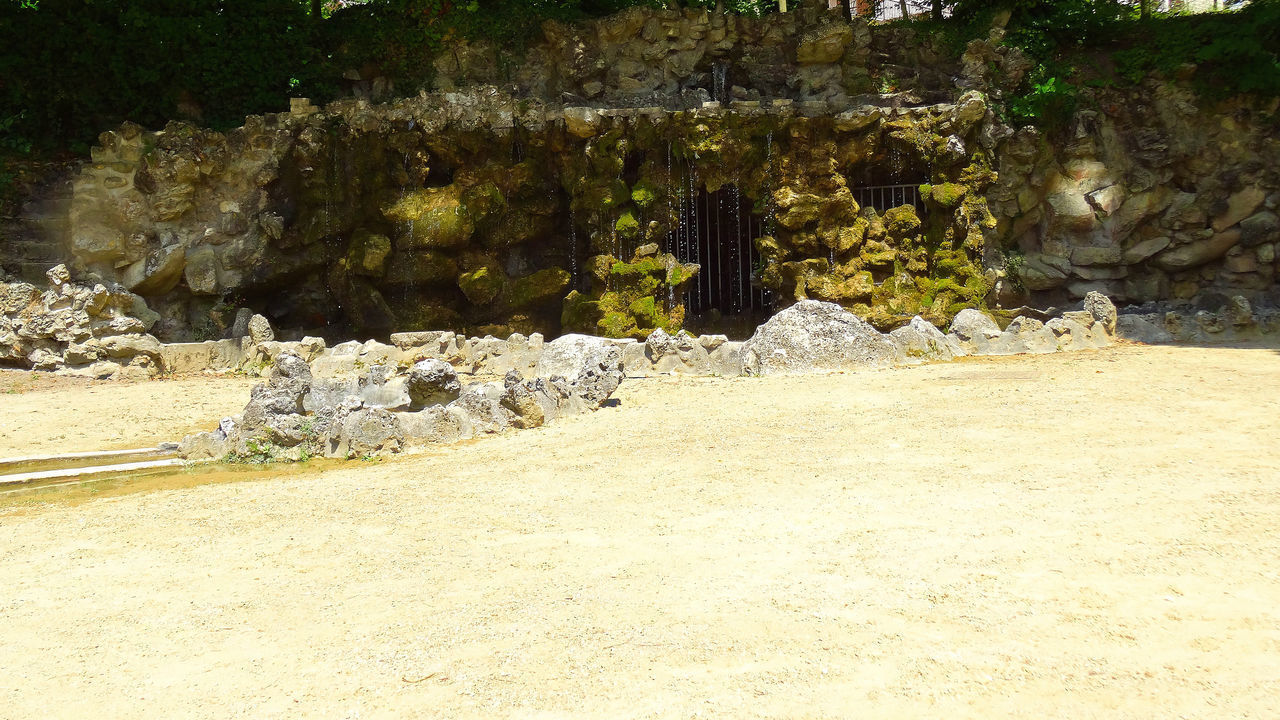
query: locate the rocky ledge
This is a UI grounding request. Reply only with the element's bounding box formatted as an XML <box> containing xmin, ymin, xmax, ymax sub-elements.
<box><xmin>180</xmin><ymin>339</ymin><xmax>624</xmax><ymax>461</ymax></box>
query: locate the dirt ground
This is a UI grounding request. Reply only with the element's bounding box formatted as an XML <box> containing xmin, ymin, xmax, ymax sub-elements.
<box><xmin>0</xmin><ymin>371</ymin><xmax>257</xmax><ymax>456</ymax></box>
<box><xmin>2</xmin><ymin>343</ymin><xmax>1279</xmax><ymax>719</ymax></box>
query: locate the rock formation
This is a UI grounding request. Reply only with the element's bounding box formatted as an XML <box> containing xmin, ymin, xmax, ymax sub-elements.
<box><xmin>0</xmin><ymin>264</ymin><xmax>166</xmax><ymax>378</ymax></box>
<box><xmin>180</xmin><ymin>341</ymin><xmax>625</xmax><ymax>461</ymax></box>
<box><xmin>3</xmin><ymin>6</ymin><xmax>1274</xmax><ymax>346</ymax></box>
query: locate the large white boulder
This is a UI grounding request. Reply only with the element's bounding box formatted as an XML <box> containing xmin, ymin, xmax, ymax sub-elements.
<box><xmin>740</xmin><ymin>300</ymin><xmax>899</xmax><ymax>376</ymax></box>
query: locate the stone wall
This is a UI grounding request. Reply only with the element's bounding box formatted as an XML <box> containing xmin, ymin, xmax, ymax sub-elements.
<box><xmin>990</xmin><ymin>87</ymin><xmax>1280</xmax><ymax>307</ymax></box>
<box><xmin>179</xmin><ymin>295</ymin><xmax>1124</xmax><ymax>462</ymax></box>
<box><xmin>17</xmin><ymin>5</ymin><xmax>1280</xmax><ymax>346</ymax></box>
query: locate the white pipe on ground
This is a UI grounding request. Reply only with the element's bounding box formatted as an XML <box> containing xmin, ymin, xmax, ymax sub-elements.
<box><xmin>0</xmin><ymin>458</ymin><xmax>186</xmax><ymax>488</ymax></box>
<box><xmin>0</xmin><ymin>447</ymin><xmax>175</xmax><ymax>468</ymax></box>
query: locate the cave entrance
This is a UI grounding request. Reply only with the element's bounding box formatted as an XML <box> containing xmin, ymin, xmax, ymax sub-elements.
<box><xmin>666</xmin><ymin>183</ymin><xmax>773</xmax><ymax>327</ymax></box>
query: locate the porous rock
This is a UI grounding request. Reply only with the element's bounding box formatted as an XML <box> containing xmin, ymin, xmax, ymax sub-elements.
<box><xmin>535</xmin><ymin>333</ymin><xmax>621</xmax><ymax>381</ymax></box>
<box><xmin>1116</xmin><ymin>314</ymin><xmax>1174</xmax><ymax>344</ymax></box>
<box><xmin>947</xmin><ymin>309</ymin><xmax>1002</xmax><ymax>342</ymax></box>
<box><xmin>247</xmin><ymin>314</ymin><xmax>275</xmax><ymax>345</ymax></box>
<box><xmin>1083</xmin><ymin>291</ymin><xmax>1118</xmax><ymax>334</ymax></box>
<box><xmin>406</xmin><ymin>358</ymin><xmax>462</xmax><ymax>409</ymax></box>
<box><xmin>740</xmin><ymin>300</ymin><xmax>899</xmax><ymax>376</ymax></box>
<box><xmin>889</xmin><ymin>316</ymin><xmax>956</xmax><ymax>362</ymax></box>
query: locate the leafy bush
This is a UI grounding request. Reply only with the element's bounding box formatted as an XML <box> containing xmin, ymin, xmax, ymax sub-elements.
<box><xmin>1006</xmin><ymin>68</ymin><xmax>1079</xmax><ymax>129</ymax></box>
<box><xmin>0</xmin><ymin>0</ymin><xmax>322</xmax><ymax>152</ymax></box>
<box><xmin>1113</xmin><ymin>0</ymin><xmax>1280</xmax><ymax>98</ymax></box>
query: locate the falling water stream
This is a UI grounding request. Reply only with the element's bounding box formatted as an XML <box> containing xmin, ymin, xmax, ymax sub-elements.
<box><xmin>712</xmin><ymin>63</ymin><xmax>729</xmax><ymax>104</ymax></box>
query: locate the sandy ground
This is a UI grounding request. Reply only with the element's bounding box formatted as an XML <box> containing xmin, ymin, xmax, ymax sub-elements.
<box><xmin>0</xmin><ymin>371</ymin><xmax>257</xmax><ymax>456</ymax></box>
<box><xmin>2</xmin><ymin>343</ymin><xmax>1279</xmax><ymax>719</ymax></box>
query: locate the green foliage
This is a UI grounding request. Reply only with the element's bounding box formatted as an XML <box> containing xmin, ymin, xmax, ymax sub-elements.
<box><xmin>949</xmin><ymin>0</ymin><xmax>1278</xmax><ymax>129</ymax></box>
<box><xmin>1001</xmin><ymin>248</ymin><xmax>1025</xmax><ymax>293</ymax></box>
<box><xmin>229</xmin><ymin>437</ymin><xmax>281</xmax><ymax>464</ymax></box>
<box><xmin>1007</xmin><ymin>68</ymin><xmax>1079</xmax><ymax>129</ymax></box>
<box><xmin>3</xmin><ymin>0</ymin><xmax>1275</xmax><ymax>153</ymax></box>
<box><xmin>0</xmin><ymin>0</ymin><xmax>323</xmax><ymax>151</ymax></box>
<box><xmin>1112</xmin><ymin>0</ymin><xmax>1280</xmax><ymax>98</ymax></box>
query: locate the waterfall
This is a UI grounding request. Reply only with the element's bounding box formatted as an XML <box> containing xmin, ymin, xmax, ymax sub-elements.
<box><xmin>712</xmin><ymin>63</ymin><xmax>729</xmax><ymax>104</ymax></box>
<box><xmin>888</xmin><ymin>144</ymin><xmax>905</xmax><ymax>183</ymax></box>
<box><xmin>715</xmin><ymin>184</ymin><xmax>723</xmax><ymax>314</ymax></box>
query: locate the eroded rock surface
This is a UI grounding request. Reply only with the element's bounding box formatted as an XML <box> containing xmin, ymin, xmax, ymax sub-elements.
<box><xmin>0</xmin><ymin>264</ymin><xmax>165</xmax><ymax>379</ymax></box>
<box><xmin>740</xmin><ymin>299</ymin><xmax>900</xmax><ymax>375</ymax></box>
<box><xmin>181</xmin><ymin>342</ymin><xmax>626</xmax><ymax>461</ymax></box>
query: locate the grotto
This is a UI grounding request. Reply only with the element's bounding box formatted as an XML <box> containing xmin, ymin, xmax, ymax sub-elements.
<box><xmin>4</xmin><ymin>3</ymin><xmax>1279</xmax><ymax>353</ymax></box>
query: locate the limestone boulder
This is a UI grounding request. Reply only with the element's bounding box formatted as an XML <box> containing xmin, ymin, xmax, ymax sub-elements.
<box><xmin>398</xmin><ymin>405</ymin><xmax>473</xmax><ymax>445</ymax></box>
<box><xmin>1212</xmin><ymin>186</ymin><xmax>1266</xmax><ymax>232</ymax></box>
<box><xmin>889</xmin><ymin>316</ymin><xmax>957</xmax><ymax>363</ymax></box>
<box><xmin>353</xmin><ymin>365</ymin><xmax>412</xmax><ymax>410</ymax></box>
<box><xmin>535</xmin><ymin>333</ymin><xmax>622</xmax><ymax>381</ymax></box>
<box><xmin>98</xmin><ymin>333</ymin><xmax>163</xmax><ymax>364</ymax></box>
<box><xmin>948</xmin><ymin>309</ymin><xmax>1002</xmax><ymax>342</ymax></box>
<box><xmin>406</xmin><ymin>359</ymin><xmax>462</xmax><ymax>409</ymax></box>
<box><xmin>122</xmin><ymin>244</ymin><xmax>186</xmax><ymax>296</ymax></box>
<box><xmin>179</xmin><ymin>429</ymin><xmax>229</xmax><ymax>461</ymax></box>
<box><xmin>1046</xmin><ymin>188</ymin><xmax>1098</xmax><ymax>233</ymax></box>
<box><xmin>1083</xmin><ymin>291</ymin><xmax>1118</xmax><ymax>334</ymax></box>
<box><xmin>448</xmin><ymin>384</ymin><xmax>513</xmax><ymax>435</ymax></box>
<box><xmin>247</xmin><ymin>314</ymin><xmax>274</xmax><ymax>344</ymax></box>
<box><xmin>1239</xmin><ymin>211</ymin><xmax>1278</xmax><ymax>247</ymax></box>
<box><xmin>563</xmin><ymin>107</ymin><xmax>602</xmax><ymax>138</ymax></box>
<box><xmin>183</xmin><ymin>246</ymin><xmax>221</xmax><ymax>295</ymax></box>
<box><xmin>796</xmin><ymin>24</ymin><xmax>853</xmax><ymax>65</ymax></box>
<box><xmin>1018</xmin><ymin>254</ymin><xmax>1069</xmax><ymax>291</ymax></box>
<box><xmin>325</xmin><ymin>406</ymin><xmax>403</xmax><ymax>458</ymax></box>
<box><xmin>1115</xmin><ymin>314</ymin><xmax>1174</xmax><ymax>344</ymax></box>
<box><xmin>740</xmin><ymin>300</ymin><xmax>899</xmax><ymax>376</ymax></box>
<box><xmin>644</xmin><ymin>328</ymin><xmax>712</xmax><ymax>374</ymax></box>
<box><xmin>1154</xmin><ymin>229</ymin><xmax>1241</xmax><ymax>270</ymax></box>
<box><xmin>985</xmin><ymin>316</ymin><xmax>1057</xmax><ymax>355</ymax></box>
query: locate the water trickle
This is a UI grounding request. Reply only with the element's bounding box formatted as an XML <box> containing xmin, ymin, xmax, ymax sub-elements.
<box><xmin>690</xmin><ymin>168</ymin><xmax>700</xmax><ymax>311</ymax></box>
<box><xmin>511</xmin><ymin>124</ymin><xmax>525</xmax><ymax>164</ymax></box>
<box><xmin>568</xmin><ymin>204</ymin><xmax>578</xmax><ymax>290</ymax></box>
<box><xmin>712</xmin><ymin>63</ymin><xmax>729</xmax><ymax>104</ymax></box>
<box><xmin>731</xmin><ymin>183</ymin><xmax>742</xmax><ymax>314</ymax></box>
<box><xmin>763</xmin><ymin>132</ymin><xmax>777</xmax><ymax>236</ymax></box>
<box><xmin>888</xmin><ymin>144</ymin><xmax>905</xmax><ymax>183</ymax></box>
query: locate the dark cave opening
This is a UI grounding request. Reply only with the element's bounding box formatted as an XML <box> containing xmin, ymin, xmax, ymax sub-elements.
<box><xmin>667</xmin><ymin>183</ymin><xmax>774</xmax><ymax>324</ymax></box>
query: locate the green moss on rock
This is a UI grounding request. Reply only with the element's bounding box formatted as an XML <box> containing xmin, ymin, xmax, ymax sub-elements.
<box><xmin>563</xmin><ymin>250</ymin><xmax>696</xmax><ymax>338</ymax></box>
<box><xmin>508</xmin><ymin>268</ymin><xmax>571</xmax><ymax>309</ymax></box>
<box><xmin>630</xmin><ymin>181</ymin><xmax>659</xmax><ymax>209</ymax></box>
<box><xmin>345</xmin><ymin>229</ymin><xmax>392</xmax><ymax>277</ymax></box>
<box><xmin>923</xmin><ymin>183</ymin><xmax>968</xmax><ymax>208</ymax></box>
<box><xmin>385</xmin><ymin>187</ymin><xmax>475</xmax><ymax>249</ymax></box>
<box><xmin>883</xmin><ymin>206</ymin><xmax>922</xmax><ymax>240</ymax></box>
<box><xmin>615</xmin><ymin>211</ymin><xmax>640</xmax><ymax>240</ymax></box>
<box><xmin>457</xmin><ymin>265</ymin><xmax>506</xmax><ymax>305</ymax></box>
